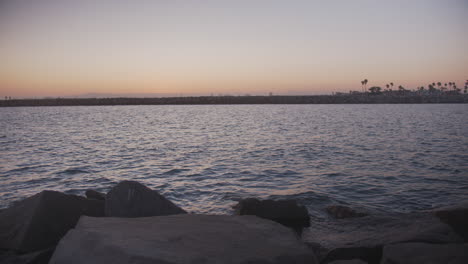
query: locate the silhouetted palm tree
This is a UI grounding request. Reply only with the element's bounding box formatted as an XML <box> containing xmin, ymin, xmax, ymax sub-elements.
<box><xmin>428</xmin><ymin>84</ymin><xmax>435</xmax><ymax>93</ymax></box>
<box><xmin>390</xmin><ymin>82</ymin><xmax>394</xmax><ymax>90</ymax></box>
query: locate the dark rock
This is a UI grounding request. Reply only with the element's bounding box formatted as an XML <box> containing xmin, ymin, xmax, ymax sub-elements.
<box><xmin>0</xmin><ymin>247</ymin><xmax>55</xmax><ymax>264</ymax></box>
<box><xmin>302</xmin><ymin>213</ymin><xmax>462</xmax><ymax>263</ymax></box>
<box><xmin>328</xmin><ymin>259</ymin><xmax>367</xmax><ymax>264</ymax></box>
<box><xmin>321</xmin><ymin>247</ymin><xmax>380</xmax><ymax>264</ymax></box>
<box><xmin>381</xmin><ymin>242</ymin><xmax>468</xmax><ymax>264</ymax></box>
<box><xmin>105</xmin><ymin>180</ymin><xmax>186</xmax><ymax>217</ymax></box>
<box><xmin>326</xmin><ymin>205</ymin><xmax>367</xmax><ymax>219</ymax></box>
<box><xmin>233</xmin><ymin>198</ymin><xmax>310</xmax><ymax>231</ymax></box>
<box><xmin>0</xmin><ymin>191</ymin><xmax>104</xmax><ymax>253</ymax></box>
<box><xmin>433</xmin><ymin>202</ymin><xmax>468</xmax><ymax>241</ymax></box>
<box><xmin>50</xmin><ymin>214</ymin><xmax>318</xmax><ymax>264</ymax></box>
<box><xmin>85</xmin><ymin>190</ymin><xmax>105</xmax><ymax>201</ymax></box>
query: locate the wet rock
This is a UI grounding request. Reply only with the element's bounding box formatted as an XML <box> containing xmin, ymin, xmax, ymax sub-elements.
<box><xmin>0</xmin><ymin>191</ymin><xmax>104</xmax><ymax>253</ymax></box>
<box><xmin>85</xmin><ymin>190</ymin><xmax>105</xmax><ymax>201</ymax></box>
<box><xmin>320</xmin><ymin>246</ymin><xmax>381</xmax><ymax>264</ymax></box>
<box><xmin>303</xmin><ymin>213</ymin><xmax>462</xmax><ymax>264</ymax></box>
<box><xmin>433</xmin><ymin>202</ymin><xmax>468</xmax><ymax>241</ymax></box>
<box><xmin>50</xmin><ymin>214</ymin><xmax>317</xmax><ymax>264</ymax></box>
<box><xmin>0</xmin><ymin>247</ymin><xmax>55</xmax><ymax>264</ymax></box>
<box><xmin>105</xmin><ymin>180</ymin><xmax>186</xmax><ymax>217</ymax></box>
<box><xmin>234</xmin><ymin>198</ymin><xmax>310</xmax><ymax>231</ymax></box>
<box><xmin>326</xmin><ymin>205</ymin><xmax>367</xmax><ymax>219</ymax></box>
<box><xmin>381</xmin><ymin>242</ymin><xmax>468</xmax><ymax>264</ymax></box>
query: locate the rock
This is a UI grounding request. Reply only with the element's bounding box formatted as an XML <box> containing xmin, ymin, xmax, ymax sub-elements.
<box><xmin>303</xmin><ymin>213</ymin><xmax>462</xmax><ymax>264</ymax></box>
<box><xmin>381</xmin><ymin>242</ymin><xmax>468</xmax><ymax>264</ymax></box>
<box><xmin>326</xmin><ymin>205</ymin><xmax>367</xmax><ymax>219</ymax></box>
<box><xmin>433</xmin><ymin>202</ymin><xmax>468</xmax><ymax>241</ymax></box>
<box><xmin>85</xmin><ymin>190</ymin><xmax>105</xmax><ymax>201</ymax></box>
<box><xmin>0</xmin><ymin>191</ymin><xmax>104</xmax><ymax>253</ymax></box>
<box><xmin>50</xmin><ymin>214</ymin><xmax>317</xmax><ymax>264</ymax></box>
<box><xmin>328</xmin><ymin>259</ymin><xmax>367</xmax><ymax>264</ymax></box>
<box><xmin>234</xmin><ymin>198</ymin><xmax>310</xmax><ymax>231</ymax></box>
<box><xmin>105</xmin><ymin>180</ymin><xmax>186</xmax><ymax>217</ymax></box>
<box><xmin>0</xmin><ymin>247</ymin><xmax>55</xmax><ymax>264</ymax></box>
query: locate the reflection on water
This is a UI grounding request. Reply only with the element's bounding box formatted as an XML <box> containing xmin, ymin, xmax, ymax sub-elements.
<box><xmin>0</xmin><ymin>104</ymin><xmax>467</xmax><ymax>217</ymax></box>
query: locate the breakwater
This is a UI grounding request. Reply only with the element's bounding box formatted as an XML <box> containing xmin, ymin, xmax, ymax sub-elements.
<box><xmin>1</xmin><ymin>94</ymin><xmax>467</xmax><ymax>107</ymax></box>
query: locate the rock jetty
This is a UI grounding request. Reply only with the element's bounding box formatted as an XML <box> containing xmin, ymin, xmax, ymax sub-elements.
<box><xmin>0</xmin><ymin>180</ymin><xmax>467</xmax><ymax>264</ymax></box>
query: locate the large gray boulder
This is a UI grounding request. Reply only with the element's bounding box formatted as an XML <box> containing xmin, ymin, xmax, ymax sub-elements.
<box><xmin>234</xmin><ymin>198</ymin><xmax>310</xmax><ymax>230</ymax></box>
<box><xmin>381</xmin><ymin>242</ymin><xmax>468</xmax><ymax>264</ymax></box>
<box><xmin>105</xmin><ymin>181</ymin><xmax>186</xmax><ymax>217</ymax></box>
<box><xmin>433</xmin><ymin>202</ymin><xmax>468</xmax><ymax>241</ymax></box>
<box><xmin>0</xmin><ymin>191</ymin><xmax>104</xmax><ymax>253</ymax></box>
<box><xmin>303</xmin><ymin>213</ymin><xmax>462</xmax><ymax>263</ymax></box>
<box><xmin>50</xmin><ymin>214</ymin><xmax>317</xmax><ymax>264</ymax></box>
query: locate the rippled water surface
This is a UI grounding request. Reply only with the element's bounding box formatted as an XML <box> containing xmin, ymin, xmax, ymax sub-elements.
<box><xmin>1</xmin><ymin>105</ymin><xmax>467</xmax><ymax>216</ymax></box>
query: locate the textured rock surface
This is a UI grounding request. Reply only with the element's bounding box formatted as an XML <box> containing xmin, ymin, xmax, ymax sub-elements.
<box><xmin>303</xmin><ymin>213</ymin><xmax>462</xmax><ymax>263</ymax></box>
<box><xmin>433</xmin><ymin>202</ymin><xmax>468</xmax><ymax>241</ymax></box>
<box><xmin>381</xmin><ymin>242</ymin><xmax>468</xmax><ymax>264</ymax></box>
<box><xmin>85</xmin><ymin>190</ymin><xmax>106</xmax><ymax>201</ymax></box>
<box><xmin>234</xmin><ymin>198</ymin><xmax>310</xmax><ymax>229</ymax></box>
<box><xmin>50</xmin><ymin>214</ymin><xmax>317</xmax><ymax>264</ymax></box>
<box><xmin>105</xmin><ymin>180</ymin><xmax>186</xmax><ymax>217</ymax></box>
<box><xmin>0</xmin><ymin>191</ymin><xmax>104</xmax><ymax>252</ymax></box>
<box><xmin>0</xmin><ymin>247</ymin><xmax>55</xmax><ymax>264</ymax></box>
<box><xmin>326</xmin><ymin>205</ymin><xmax>367</xmax><ymax>219</ymax></box>
<box><xmin>328</xmin><ymin>259</ymin><xmax>367</xmax><ymax>264</ymax></box>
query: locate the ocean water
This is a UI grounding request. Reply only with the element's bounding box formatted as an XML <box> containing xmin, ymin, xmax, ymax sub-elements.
<box><xmin>1</xmin><ymin>104</ymin><xmax>467</xmax><ymax>217</ymax></box>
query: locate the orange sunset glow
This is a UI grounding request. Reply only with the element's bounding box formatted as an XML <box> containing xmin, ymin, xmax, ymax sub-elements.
<box><xmin>1</xmin><ymin>0</ymin><xmax>467</xmax><ymax>98</ymax></box>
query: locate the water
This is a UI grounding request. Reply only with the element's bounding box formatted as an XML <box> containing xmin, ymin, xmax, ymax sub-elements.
<box><xmin>1</xmin><ymin>104</ymin><xmax>467</xmax><ymax>217</ymax></box>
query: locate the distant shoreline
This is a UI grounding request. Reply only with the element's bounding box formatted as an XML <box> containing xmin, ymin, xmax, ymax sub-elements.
<box><xmin>1</xmin><ymin>94</ymin><xmax>467</xmax><ymax>107</ymax></box>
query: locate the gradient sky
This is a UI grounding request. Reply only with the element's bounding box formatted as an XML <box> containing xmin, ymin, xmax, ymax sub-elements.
<box><xmin>1</xmin><ymin>0</ymin><xmax>467</xmax><ymax>97</ymax></box>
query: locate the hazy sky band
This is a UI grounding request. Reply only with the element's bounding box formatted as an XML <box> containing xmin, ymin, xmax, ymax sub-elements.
<box><xmin>1</xmin><ymin>0</ymin><xmax>467</xmax><ymax>97</ymax></box>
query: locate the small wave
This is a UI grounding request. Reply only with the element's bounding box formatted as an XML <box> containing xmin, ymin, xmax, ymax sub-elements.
<box><xmin>5</xmin><ymin>164</ymin><xmax>50</xmax><ymax>174</ymax></box>
<box><xmin>283</xmin><ymin>170</ymin><xmax>299</xmax><ymax>175</ymax></box>
<box><xmin>267</xmin><ymin>190</ymin><xmax>334</xmax><ymax>205</ymax></box>
<box><xmin>58</xmin><ymin>168</ymin><xmax>90</xmax><ymax>175</ymax></box>
<box><xmin>222</xmin><ymin>192</ymin><xmax>244</xmax><ymax>201</ymax></box>
<box><xmin>7</xmin><ymin>166</ymin><xmax>34</xmax><ymax>173</ymax></box>
<box><xmin>84</xmin><ymin>177</ymin><xmax>113</xmax><ymax>184</ymax></box>
<box><xmin>63</xmin><ymin>189</ymin><xmax>86</xmax><ymax>196</ymax></box>
<box><xmin>162</xmin><ymin>168</ymin><xmax>190</xmax><ymax>175</ymax></box>
<box><xmin>324</xmin><ymin>172</ymin><xmax>344</xmax><ymax>177</ymax></box>
<box><xmin>429</xmin><ymin>165</ymin><xmax>450</xmax><ymax>171</ymax></box>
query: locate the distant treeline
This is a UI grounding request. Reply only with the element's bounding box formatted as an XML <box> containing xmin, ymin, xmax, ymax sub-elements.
<box><xmin>1</xmin><ymin>94</ymin><xmax>467</xmax><ymax>107</ymax></box>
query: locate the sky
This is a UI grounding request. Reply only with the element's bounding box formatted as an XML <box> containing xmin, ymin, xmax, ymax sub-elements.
<box><xmin>1</xmin><ymin>0</ymin><xmax>467</xmax><ymax>98</ymax></box>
